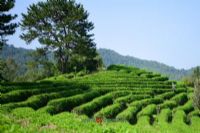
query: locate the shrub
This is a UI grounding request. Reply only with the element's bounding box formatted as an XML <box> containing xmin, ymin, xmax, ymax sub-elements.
<box><xmin>72</xmin><ymin>91</ymin><xmax>128</xmax><ymax>116</ymax></box>
<box><xmin>2</xmin><ymin>89</ymin><xmax>83</xmax><ymax>111</ymax></box>
<box><xmin>0</xmin><ymin>90</ymin><xmax>35</xmax><ymax>104</ymax></box>
<box><xmin>188</xmin><ymin>110</ymin><xmax>200</xmax><ymax>117</ymax></box>
<box><xmin>177</xmin><ymin>100</ymin><xmax>194</xmax><ymax>114</ymax></box>
<box><xmin>137</xmin><ymin>116</ymin><xmax>151</xmax><ymax>125</ymax></box>
<box><xmin>114</xmin><ymin>94</ymin><xmax>151</xmax><ymax>104</ymax></box>
<box><xmin>156</xmin><ymin>92</ymin><xmax>175</xmax><ymax>100</ymax></box>
<box><xmin>72</xmin><ymin>93</ymin><xmax>113</xmax><ymax>116</ymax></box>
<box><xmin>137</xmin><ymin>104</ymin><xmax>157</xmax><ymax>118</ymax></box>
<box><xmin>116</xmin><ymin>105</ymin><xmax>141</xmax><ymax>123</ymax></box>
<box><xmin>171</xmin><ymin>93</ymin><xmax>188</xmax><ymax>105</ymax></box>
<box><xmin>160</xmin><ymin>100</ymin><xmax>177</xmax><ymax>109</ymax></box>
<box><xmin>46</xmin><ymin>90</ymin><xmax>105</xmax><ymax>114</ymax></box>
<box><xmin>153</xmin><ymin>77</ymin><xmax>168</xmax><ymax>81</ymax></box>
<box><xmin>77</xmin><ymin>71</ymin><xmax>86</xmax><ymax>77</ymax></box>
<box><xmin>94</xmin><ymin>103</ymin><xmax>126</xmax><ymax>119</ymax></box>
<box><xmin>157</xmin><ymin>108</ymin><xmax>172</xmax><ymax>123</ymax></box>
<box><xmin>193</xmin><ymin>84</ymin><xmax>200</xmax><ymax>110</ymax></box>
<box><xmin>172</xmin><ymin>110</ymin><xmax>187</xmax><ymax>125</ymax></box>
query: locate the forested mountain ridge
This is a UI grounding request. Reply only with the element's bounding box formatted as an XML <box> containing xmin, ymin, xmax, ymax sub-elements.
<box><xmin>98</xmin><ymin>48</ymin><xmax>193</xmax><ymax>80</ymax></box>
<box><xmin>0</xmin><ymin>45</ymin><xmax>193</xmax><ymax>80</ymax></box>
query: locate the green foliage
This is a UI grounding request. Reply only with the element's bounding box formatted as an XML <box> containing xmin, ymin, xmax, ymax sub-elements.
<box><xmin>0</xmin><ymin>65</ymin><xmax>199</xmax><ymax>132</ymax></box>
<box><xmin>160</xmin><ymin>100</ymin><xmax>177</xmax><ymax>109</ymax></box>
<box><xmin>172</xmin><ymin>110</ymin><xmax>187</xmax><ymax>125</ymax></box>
<box><xmin>20</xmin><ymin>0</ymin><xmax>101</xmax><ymax>74</ymax></box>
<box><xmin>177</xmin><ymin>100</ymin><xmax>194</xmax><ymax>114</ymax></box>
<box><xmin>94</xmin><ymin>103</ymin><xmax>125</xmax><ymax>119</ymax></box>
<box><xmin>114</xmin><ymin>94</ymin><xmax>151</xmax><ymax>103</ymax></box>
<box><xmin>44</xmin><ymin>90</ymin><xmax>106</xmax><ymax>114</ymax></box>
<box><xmin>193</xmin><ymin>84</ymin><xmax>200</xmax><ymax>110</ymax></box>
<box><xmin>192</xmin><ymin>66</ymin><xmax>200</xmax><ymax>83</ymax></box>
<box><xmin>2</xmin><ymin>89</ymin><xmax>83</xmax><ymax>111</ymax></box>
<box><xmin>72</xmin><ymin>91</ymin><xmax>129</xmax><ymax>116</ymax></box>
<box><xmin>99</xmin><ymin>49</ymin><xmax>192</xmax><ymax>80</ymax></box>
<box><xmin>156</xmin><ymin>108</ymin><xmax>172</xmax><ymax>123</ymax></box>
<box><xmin>1</xmin><ymin>58</ymin><xmax>18</xmax><ymax>81</ymax></box>
<box><xmin>137</xmin><ymin>104</ymin><xmax>157</xmax><ymax>117</ymax></box>
<box><xmin>0</xmin><ymin>59</ymin><xmax>7</xmax><ymax>81</ymax></box>
<box><xmin>116</xmin><ymin>105</ymin><xmax>140</xmax><ymax>122</ymax></box>
<box><xmin>0</xmin><ymin>0</ymin><xmax>17</xmax><ymax>49</ymax></box>
<box><xmin>171</xmin><ymin>93</ymin><xmax>188</xmax><ymax>105</ymax></box>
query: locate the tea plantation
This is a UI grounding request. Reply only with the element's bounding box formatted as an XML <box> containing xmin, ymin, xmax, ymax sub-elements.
<box><xmin>0</xmin><ymin>65</ymin><xmax>199</xmax><ymax>133</ymax></box>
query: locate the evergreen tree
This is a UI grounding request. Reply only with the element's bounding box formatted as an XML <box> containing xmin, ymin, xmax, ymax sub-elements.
<box><xmin>20</xmin><ymin>0</ymin><xmax>101</xmax><ymax>73</ymax></box>
<box><xmin>0</xmin><ymin>0</ymin><xmax>17</xmax><ymax>50</ymax></box>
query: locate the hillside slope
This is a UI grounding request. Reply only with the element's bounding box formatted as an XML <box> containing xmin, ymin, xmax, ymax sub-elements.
<box><xmin>98</xmin><ymin>48</ymin><xmax>193</xmax><ymax>80</ymax></box>
<box><xmin>0</xmin><ymin>65</ymin><xmax>199</xmax><ymax>133</ymax></box>
<box><xmin>0</xmin><ymin>45</ymin><xmax>193</xmax><ymax>80</ymax></box>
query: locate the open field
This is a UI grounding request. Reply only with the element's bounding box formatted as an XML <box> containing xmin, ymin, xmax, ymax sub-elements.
<box><xmin>0</xmin><ymin>65</ymin><xmax>199</xmax><ymax>133</ymax></box>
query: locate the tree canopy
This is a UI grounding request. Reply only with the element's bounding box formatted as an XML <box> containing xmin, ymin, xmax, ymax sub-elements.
<box><xmin>20</xmin><ymin>0</ymin><xmax>102</xmax><ymax>74</ymax></box>
<box><xmin>0</xmin><ymin>0</ymin><xmax>17</xmax><ymax>50</ymax></box>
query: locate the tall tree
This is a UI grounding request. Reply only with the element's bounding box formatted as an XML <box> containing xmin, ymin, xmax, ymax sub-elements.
<box><xmin>0</xmin><ymin>0</ymin><xmax>17</xmax><ymax>50</ymax></box>
<box><xmin>20</xmin><ymin>0</ymin><xmax>100</xmax><ymax>73</ymax></box>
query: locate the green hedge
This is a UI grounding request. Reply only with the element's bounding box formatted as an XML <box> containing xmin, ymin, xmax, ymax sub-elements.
<box><xmin>2</xmin><ymin>89</ymin><xmax>83</xmax><ymax>111</ymax></box>
<box><xmin>114</xmin><ymin>94</ymin><xmax>151</xmax><ymax>104</ymax></box>
<box><xmin>45</xmin><ymin>90</ymin><xmax>106</xmax><ymax>114</ymax></box>
<box><xmin>72</xmin><ymin>91</ymin><xmax>129</xmax><ymax>117</ymax></box>
<box><xmin>176</xmin><ymin>100</ymin><xmax>194</xmax><ymax>114</ymax></box>
<box><xmin>156</xmin><ymin>108</ymin><xmax>172</xmax><ymax>123</ymax></box>
<box><xmin>94</xmin><ymin>103</ymin><xmax>126</xmax><ymax>119</ymax></box>
<box><xmin>0</xmin><ymin>85</ymin><xmax>89</xmax><ymax>104</ymax></box>
<box><xmin>116</xmin><ymin>104</ymin><xmax>141</xmax><ymax>123</ymax></box>
<box><xmin>160</xmin><ymin>100</ymin><xmax>177</xmax><ymax>109</ymax></box>
<box><xmin>172</xmin><ymin>110</ymin><xmax>187</xmax><ymax>125</ymax></box>
<box><xmin>156</xmin><ymin>92</ymin><xmax>175</xmax><ymax>100</ymax></box>
<box><xmin>171</xmin><ymin>93</ymin><xmax>188</xmax><ymax>105</ymax></box>
<box><xmin>137</xmin><ymin>104</ymin><xmax>157</xmax><ymax>118</ymax></box>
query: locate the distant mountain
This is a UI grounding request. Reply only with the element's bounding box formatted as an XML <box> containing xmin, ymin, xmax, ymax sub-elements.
<box><xmin>0</xmin><ymin>45</ymin><xmax>34</xmax><ymax>74</ymax></box>
<box><xmin>0</xmin><ymin>45</ymin><xmax>193</xmax><ymax>80</ymax></box>
<box><xmin>98</xmin><ymin>48</ymin><xmax>193</xmax><ymax>80</ymax></box>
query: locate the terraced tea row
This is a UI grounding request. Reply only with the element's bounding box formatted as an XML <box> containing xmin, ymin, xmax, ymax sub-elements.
<box><xmin>0</xmin><ymin>65</ymin><xmax>199</xmax><ymax>133</ymax></box>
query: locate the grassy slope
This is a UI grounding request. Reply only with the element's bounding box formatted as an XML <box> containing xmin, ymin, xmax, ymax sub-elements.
<box><xmin>0</xmin><ymin>65</ymin><xmax>200</xmax><ymax>133</ymax></box>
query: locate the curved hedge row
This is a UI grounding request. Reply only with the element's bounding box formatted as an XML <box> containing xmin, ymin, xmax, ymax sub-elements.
<box><xmin>171</xmin><ymin>93</ymin><xmax>188</xmax><ymax>105</ymax></box>
<box><xmin>172</xmin><ymin>110</ymin><xmax>187</xmax><ymax>125</ymax></box>
<box><xmin>43</xmin><ymin>90</ymin><xmax>107</xmax><ymax>114</ymax></box>
<box><xmin>116</xmin><ymin>103</ymin><xmax>141</xmax><ymax>124</ymax></box>
<box><xmin>72</xmin><ymin>91</ymin><xmax>129</xmax><ymax>117</ymax></box>
<box><xmin>0</xmin><ymin>85</ymin><xmax>88</xmax><ymax>104</ymax></box>
<box><xmin>94</xmin><ymin>103</ymin><xmax>126</xmax><ymax>119</ymax></box>
<box><xmin>156</xmin><ymin>108</ymin><xmax>172</xmax><ymax>123</ymax></box>
<box><xmin>1</xmin><ymin>89</ymin><xmax>84</xmax><ymax>111</ymax></box>
<box><xmin>137</xmin><ymin>104</ymin><xmax>157</xmax><ymax>118</ymax></box>
<box><xmin>160</xmin><ymin>100</ymin><xmax>177</xmax><ymax>109</ymax></box>
<box><xmin>114</xmin><ymin>94</ymin><xmax>151</xmax><ymax>104</ymax></box>
<box><xmin>176</xmin><ymin>100</ymin><xmax>194</xmax><ymax>114</ymax></box>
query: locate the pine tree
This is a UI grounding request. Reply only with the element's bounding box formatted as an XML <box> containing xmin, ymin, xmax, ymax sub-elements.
<box><xmin>0</xmin><ymin>0</ymin><xmax>17</xmax><ymax>50</ymax></box>
<box><xmin>21</xmin><ymin>0</ymin><xmax>101</xmax><ymax>74</ymax></box>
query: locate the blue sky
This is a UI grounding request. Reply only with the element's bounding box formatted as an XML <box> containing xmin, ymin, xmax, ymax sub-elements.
<box><xmin>8</xmin><ymin>0</ymin><xmax>200</xmax><ymax>69</ymax></box>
